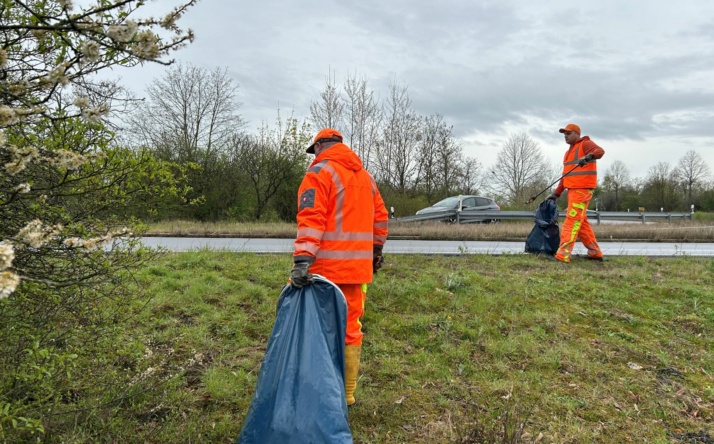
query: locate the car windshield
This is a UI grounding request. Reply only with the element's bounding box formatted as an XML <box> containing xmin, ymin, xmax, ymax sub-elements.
<box><xmin>433</xmin><ymin>197</ymin><xmax>460</xmax><ymax>208</ymax></box>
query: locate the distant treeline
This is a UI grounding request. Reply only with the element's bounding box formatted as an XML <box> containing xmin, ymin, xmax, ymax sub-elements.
<box><xmin>123</xmin><ymin>64</ymin><xmax>714</xmax><ymax>221</ymax></box>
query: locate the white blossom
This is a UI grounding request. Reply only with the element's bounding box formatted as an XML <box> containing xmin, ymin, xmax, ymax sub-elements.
<box><xmin>57</xmin><ymin>0</ymin><xmax>73</xmax><ymax>10</ymax></box>
<box><xmin>160</xmin><ymin>9</ymin><xmax>183</xmax><ymax>31</ymax></box>
<box><xmin>81</xmin><ymin>104</ymin><xmax>109</xmax><ymax>124</ymax></box>
<box><xmin>4</xmin><ymin>145</ymin><xmax>40</xmax><ymax>175</ymax></box>
<box><xmin>133</xmin><ymin>30</ymin><xmax>160</xmax><ymax>59</ymax></box>
<box><xmin>7</xmin><ymin>80</ymin><xmax>30</xmax><ymax>96</ymax></box>
<box><xmin>63</xmin><ymin>237</ymin><xmax>82</xmax><ymax>248</ymax></box>
<box><xmin>111</xmin><ymin>227</ymin><xmax>132</xmax><ymax>237</ymax></box>
<box><xmin>72</xmin><ymin>228</ymin><xmax>130</xmax><ymax>251</ymax></box>
<box><xmin>16</xmin><ymin>220</ymin><xmax>62</xmax><ymax>249</ymax></box>
<box><xmin>5</xmin><ymin>159</ymin><xmax>27</xmax><ymax>175</ymax></box>
<box><xmin>0</xmin><ymin>271</ymin><xmax>20</xmax><ymax>299</ymax></box>
<box><xmin>73</xmin><ymin>97</ymin><xmax>90</xmax><ymax>108</ymax></box>
<box><xmin>0</xmin><ymin>242</ymin><xmax>15</xmax><ymax>270</ymax></box>
<box><xmin>14</xmin><ymin>183</ymin><xmax>31</xmax><ymax>194</ymax></box>
<box><xmin>81</xmin><ymin>235</ymin><xmax>110</xmax><ymax>251</ymax></box>
<box><xmin>44</xmin><ymin>66</ymin><xmax>70</xmax><ymax>87</ymax></box>
<box><xmin>0</xmin><ymin>106</ymin><xmax>19</xmax><ymax>126</ymax></box>
<box><xmin>80</xmin><ymin>40</ymin><xmax>100</xmax><ymax>63</ymax></box>
<box><xmin>53</xmin><ymin>149</ymin><xmax>86</xmax><ymax>170</ymax></box>
<box><xmin>107</xmin><ymin>21</ymin><xmax>138</xmax><ymax>43</ymax></box>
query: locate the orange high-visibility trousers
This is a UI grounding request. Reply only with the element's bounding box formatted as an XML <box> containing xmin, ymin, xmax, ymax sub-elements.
<box><xmin>555</xmin><ymin>189</ymin><xmax>602</xmax><ymax>262</ymax></box>
<box><xmin>338</xmin><ymin>283</ymin><xmax>367</xmax><ymax>346</ymax></box>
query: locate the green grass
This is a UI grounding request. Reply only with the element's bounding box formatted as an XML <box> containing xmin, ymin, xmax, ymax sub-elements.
<box><xmin>51</xmin><ymin>252</ymin><xmax>714</xmax><ymax>443</ymax></box>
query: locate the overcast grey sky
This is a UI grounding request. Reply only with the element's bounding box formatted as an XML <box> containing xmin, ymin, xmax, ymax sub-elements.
<box><xmin>113</xmin><ymin>0</ymin><xmax>714</xmax><ymax>180</ymax></box>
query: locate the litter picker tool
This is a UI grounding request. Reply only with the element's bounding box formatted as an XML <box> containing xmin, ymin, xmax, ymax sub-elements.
<box><xmin>524</xmin><ymin>164</ymin><xmax>580</xmax><ymax>205</ymax></box>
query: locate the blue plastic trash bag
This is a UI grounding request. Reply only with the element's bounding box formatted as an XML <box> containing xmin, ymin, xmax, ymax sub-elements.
<box><xmin>525</xmin><ymin>199</ymin><xmax>560</xmax><ymax>255</ymax></box>
<box><xmin>237</xmin><ymin>276</ymin><xmax>353</xmax><ymax>444</ymax></box>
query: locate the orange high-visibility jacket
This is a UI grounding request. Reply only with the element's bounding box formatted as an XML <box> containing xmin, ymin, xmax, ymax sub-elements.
<box><xmin>555</xmin><ymin>136</ymin><xmax>605</xmax><ymax>195</ymax></box>
<box><xmin>293</xmin><ymin>143</ymin><xmax>389</xmax><ymax>284</ymax></box>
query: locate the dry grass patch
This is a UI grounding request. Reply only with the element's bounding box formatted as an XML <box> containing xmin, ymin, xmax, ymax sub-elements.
<box><xmin>145</xmin><ymin>219</ymin><xmax>714</xmax><ymax>242</ymax></box>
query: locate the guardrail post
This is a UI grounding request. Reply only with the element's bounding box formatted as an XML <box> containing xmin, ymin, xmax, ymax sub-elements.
<box><xmin>668</xmin><ymin>214</ymin><xmax>672</xmax><ymax>224</ymax></box>
<box><xmin>641</xmin><ymin>213</ymin><xmax>646</xmax><ymax>224</ymax></box>
<box><xmin>595</xmin><ymin>211</ymin><xmax>601</xmax><ymax>225</ymax></box>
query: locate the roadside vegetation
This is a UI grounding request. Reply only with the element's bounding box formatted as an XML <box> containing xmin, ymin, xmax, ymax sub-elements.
<box><xmin>3</xmin><ymin>2</ymin><xmax>713</xmax><ymax>442</ymax></box>
<box><xmin>144</xmin><ymin>218</ymin><xmax>714</xmax><ymax>242</ymax></box>
<box><xmin>5</xmin><ymin>251</ymin><xmax>709</xmax><ymax>443</ymax></box>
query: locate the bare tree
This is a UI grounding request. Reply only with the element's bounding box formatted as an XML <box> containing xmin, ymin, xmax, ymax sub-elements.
<box><xmin>458</xmin><ymin>156</ymin><xmax>485</xmax><ymax>195</ymax></box>
<box><xmin>127</xmin><ymin>63</ymin><xmax>243</xmax><ymax>166</ymax></box>
<box><xmin>677</xmin><ymin>150</ymin><xmax>711</xmax><ymax>204</ymax></box>
<box><xmin>414</xmin><ymin>115</ymin><xmax>440</xmax><ymax>199</ymax></box>
<box><xmin>413</xmin><ymin>116</ymin><xmax>478</xmax><ymax>199</ymax></box>
<box><xmin>125</xmin><ymin>63</ymin><xmax>244</xmax><ymax>217</ymax></box>
<box><xmin>342</xmin><ymin>73</ymin><xmax>382</xmax><ymax>171</ymax></box>
<box><xmin>309</xmin><ymin>70</ymin><xmax>344</xmax><ymax>132</ymax></box>
<box><xmin>373</xmin><ymin>81</ymin><xmax>421</xmax><ymax>192</ymax></box>
<box><xmin>601</xmin><ymin>160</ymin><xmax>632</xmax><ymax>211</ymax></box>
<box><xmin>489</xmin><ymin>133</ymin><xmax>549</xmax><ymax>205</ymax></box>
<box><xmin>415</xmin><ymin>114</ymin><xmax>463</xmax><ymax>198</ymax></box>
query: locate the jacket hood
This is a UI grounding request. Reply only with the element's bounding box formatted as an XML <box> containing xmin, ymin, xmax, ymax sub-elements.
<box><xmin>572</xmin><ymin>135</ymin><xmax>591</xmax><ymax>145</ymax></box>
<box><xmin>312</xmin><ymin>143</ymin><xmax>363</xmax><ymax>171</ymax></box>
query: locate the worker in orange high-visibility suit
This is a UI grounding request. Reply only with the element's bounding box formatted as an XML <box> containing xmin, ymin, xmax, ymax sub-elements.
<box><xmin>547</xmin><ymin>123</ymin><xmax>605</xmax><ymax>263</ymax></box>
<box><xmin>289</xmin><ymin>128</ymin><xmax>389</xmax><ymax>406</ymax></box>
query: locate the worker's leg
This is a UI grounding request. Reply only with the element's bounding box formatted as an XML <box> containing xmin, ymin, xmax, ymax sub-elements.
<box><xmin>339</xmin><ymin>283</ymin><xmax>367</xmax><ymax>405</ymax></box>
<box><xmin>577</xmin><ymin>203</ymin><xmax>603</xmax><ymax>259</ymax></box>
<box><xmin>556</xmin><ymin>189</ymin><xmax>593</xmax><ymax>262</ymax></box>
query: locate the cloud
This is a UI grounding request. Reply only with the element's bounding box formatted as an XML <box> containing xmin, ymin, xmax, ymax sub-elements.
<box><xmin>111</xmin><ymin>0</ymin><xmax>714</xmax><ymax>180</ymax></box>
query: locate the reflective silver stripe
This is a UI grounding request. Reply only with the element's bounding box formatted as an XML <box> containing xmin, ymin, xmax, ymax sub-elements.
<box><xmin>569</xmin><ymin>171</ymin><xmax>597</xmax><ymax>176</ymax></box>
<box><xmin>315</xmin><ymin>249</ymin><xmax>373</xmax><ymax>260</ymax></box>
<box><xmin>308</xmin><ymin>160</ymin><xmax>329</xmax><ymax>174</ymax></box>
<box><xmin>294</xmin><ymin>241</ymin><xmax>319</xmax><ymax>255</ymax></box>
<box><xmin>322</xmin><ymin>231</ymin><xmax>374</xmax><ymax>241</ymax></box>
<box><xmin>566</xmin><ymin>159</ymin><xmax>597</xmax><ymax>166</ymax></box>
<box><xmin>297</xmin><ymin>227</ymin><xmax>324</xmax><ymax>239</ymax></box>
<box><xmin>374</xmin><ymin>235</ymin><xmax>387</xmax><ymax>244</ymax></box>
<box><xmin>565</xmin><ymin>144</ymin><xmax>582</xmax><ymax>165</ymax></box>
<box><xmin>374</xmin><ymin>221</ymin><xmax>388</xmax><ymax>229</ymax></box>
<box><xmin>324</xmin><ymin>163</ymin><xmax>345</xmax><ymax>231</ymax></box>
<box><xmin>368</xmin><ymin>173</ymin><xmax>378</xmax><ymax>196</ymax></box>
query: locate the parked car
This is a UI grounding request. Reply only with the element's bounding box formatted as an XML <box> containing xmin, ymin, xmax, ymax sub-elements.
<box><xmin>415</xmin><ymin>195</ymin><xmax>501</xmax><ymax>223</ymax></box>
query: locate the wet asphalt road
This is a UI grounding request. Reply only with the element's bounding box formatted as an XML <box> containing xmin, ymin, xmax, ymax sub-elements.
<box><xmin>139</xmin><ymin>237</ymin><xmax>714</xmax><ymax>257</ymax></box>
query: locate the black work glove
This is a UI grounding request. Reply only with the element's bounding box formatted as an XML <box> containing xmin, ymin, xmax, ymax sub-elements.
<box><xmin>290</xmin><ymin>261</ymin><xmax>314</xmax><ymax>288</ymax></box>
<box><xmin>546</xmin><ymin>193</ymin><xmax>559</xmax><ymax>200</ymax></box>
<box><xmin>577</xmin><ymin>154</ymin><xmax>594</xmax><ymax>167</ymax></box>
<box><xmin>372</xmin><ymin>245</ymin><xmax>384</xmax><ymax>274</ymax></box>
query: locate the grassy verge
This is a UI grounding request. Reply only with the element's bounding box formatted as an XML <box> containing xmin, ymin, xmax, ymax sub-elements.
<box><xmin>143</xmin><ymin>219</ymin><xmax>714</xmax><ymax>242</ymax></box>
<box><xmin>58</xmin><ymin>251</ymin><xmax>713</xmax><ymax>443</ymax></box>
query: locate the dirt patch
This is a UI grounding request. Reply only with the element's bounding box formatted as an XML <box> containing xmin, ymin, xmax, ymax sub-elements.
<box><xmin>669</xmin><ymin>429</ymin><xmax>714</xmax><ymax>443</ymax></box>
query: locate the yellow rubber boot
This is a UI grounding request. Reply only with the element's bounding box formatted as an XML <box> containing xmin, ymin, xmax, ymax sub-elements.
<box><xmin>344</xmin><ymin>345</ymin><xmax>361</xmax><ymax>406</ymax></box>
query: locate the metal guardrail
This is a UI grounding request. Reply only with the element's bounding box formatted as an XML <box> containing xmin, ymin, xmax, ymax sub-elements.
<box><xmin>396</xmin><ymin>209</ymin><xmax>694</xmax><ymax>225</ymax></box>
